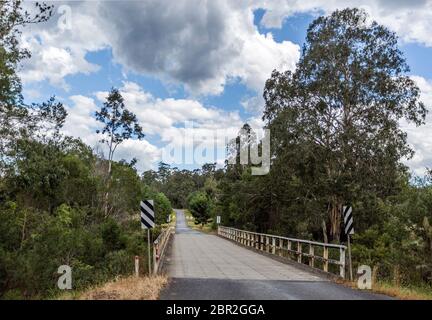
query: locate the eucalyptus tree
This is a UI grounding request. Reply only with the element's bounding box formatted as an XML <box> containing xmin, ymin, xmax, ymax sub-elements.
<box><xmin>263</xmin><ymin>8</ymin><xmax>427</xmax><ymax>241</ymax></box>
<box><xmin>95</xmin><ymin>88</ymin><xmax>144</xmax><ymax>216</ymax></box>
<box><xmin>0</xmin><ymin>1</ymin><xmax>67</xmax><ymax>178</ymax></box>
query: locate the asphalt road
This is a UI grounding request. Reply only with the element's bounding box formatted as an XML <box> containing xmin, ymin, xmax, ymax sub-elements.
<box><xmin>160</xmin><ymin>209</ymin><xmax>391</xmax><ymax>300</ymax></box>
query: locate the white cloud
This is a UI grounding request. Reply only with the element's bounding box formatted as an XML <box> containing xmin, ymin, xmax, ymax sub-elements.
<box><xmin>61</xmin><ymin>93</ymin><xmax>161</xmax><ymax>171</ymax></box>
<box><xmin>19</xmin><ymin>1</ymin><xmax>300</xmax><ymax>96</ymax></box>
<box><xmin>62</xmin><ymin>95</ymin><xmax>99</xmax><ymax>142</ymax></box>
<box><xmin>95</xmin><ymin>81</ymin><xmax>243</xmax><ymax>136</ymax></box>
<box><xmin>62</xmin><ymin>82</ymin><xmax>257</xmax><ymax>171</ymax></box>
<box><xmin>19</xmin><ymin>0</ymin><xmax>432</xmax><ymax>95</ymax></box>
<box><xmin>241</xmin><ymin>95</ymin><xmax>265</xmax><ymax>113</ymax></box>
<box><xmin>256</xmin><ymin>0</ymin><xmax>432</xmax><ymax>47</ymax></box>
<box><xmin>402</xmin><ymin>76</ymin><xmax>432</xmax><ymax>176</ymax></box>
<box><xmin>19</xmin><ymin>1</ymin><xmax>108</xmax><ymax>89</ymax></box>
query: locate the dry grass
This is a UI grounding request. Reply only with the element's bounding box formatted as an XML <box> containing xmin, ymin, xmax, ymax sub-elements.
<box><xmin>61</xmin><ymin>275</ymin><xmax>168</xmax><ymax>300</ymax></box>
<box><xmin>371</xmin><ymin>282</ymin><xmax>432</xmax><ymax>300</ymax></box>
<box><xmin>335</xmin><ymin>278</ymin><xmax>432</xmax><ymax>300</ymax></box>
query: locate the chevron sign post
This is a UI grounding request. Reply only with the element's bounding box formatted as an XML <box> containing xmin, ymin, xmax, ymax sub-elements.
<box><xmin>342</xmin><ymin>205</ymin><xmax>354</xmax><ymax>281</ymax></box>
<box><xmin>140</xmin><ymin>200</ymin><xmax>155</xmax><ymax>229</ymax></box>
<box><xmin>140</xmin><ymin>200</ymin><xmax>155</xmax><ymax>275</ymax></box>
<box><xmin>343</xmin><ymin>206</ymin><xmax>354</xmax><ymax>235</ymax></box>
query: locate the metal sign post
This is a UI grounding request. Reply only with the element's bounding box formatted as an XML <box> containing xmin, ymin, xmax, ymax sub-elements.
<box><xmin>347</xmin><ymin>234</ymin><xmax>353</xmax><ymax>281</ymax></box>
<box><xmin>147</xmin><ymin>229</ymin><xmax>151</xmax><ymax>274</ymax></box>
<box><xmin>343</xmin><ymin>205</ymin><xmax>354</xmax><ymax>281</ymax></box>
<box><xmin>140</xmin><ymin>200</ymin><xmax>155</xmax><ymax>275</ymax></box>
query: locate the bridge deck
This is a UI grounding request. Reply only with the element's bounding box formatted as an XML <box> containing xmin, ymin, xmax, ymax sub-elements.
<box><xmin>168</xmin><ymin>210</ymin><xmax>322</xmax><ymax>281</ymax></box>
<box><xmin>160</xmin><ymin>209</ymin><xmax>392</xmax><ymax>300</ymax></box>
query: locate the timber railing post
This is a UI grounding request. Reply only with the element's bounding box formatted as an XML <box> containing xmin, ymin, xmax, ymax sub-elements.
<box><xmin>287</xmin><ymin>240</ymin><xmax>292</xmax><ymax>260</ymax></box>
<box><xmin>323</xmin><ymin>246</ymin><xmax>329</xmax><ymax>272</ymax></box>
<box><xmin>272</xmin><ymin>237</ymin><xmax>276</xmax><ymax>254</ymax></box>
<box><xmin>340</xmin><ymin>247</ymin><xmax>346</xmax><ymax>278</ymax></box>
<box><xmin>309</xmin><ymin>244</ymin><xmax>314</xmax><ymax>268</ymax></box>
<box><xmin>297</xmin><ymin>241</ymin><xmax>302</xmax><ymax>263</ymax></box>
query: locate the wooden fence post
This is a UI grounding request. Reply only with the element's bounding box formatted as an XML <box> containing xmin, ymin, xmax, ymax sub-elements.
<box><xmin>340</xmin><ymin>247</ymin><xmax>346</xmax><ymax>278</ymax></box>
<box><xmin>297</xmin><ymin>242</ymin><xmax>302</xmax><ymax>263</ymax></box>
<box><xmin>309</xmin><ymin>244</ymin><xmax>314</xmax><ymax>267</ymax></box>
<box><xmin>287</xmin><ymin>240</ymin><xmax>292</xmax><ymax>260</ymax></box>
<box><xmin>323</xmin><ymin>246</ymin><xmax>329</xmax><ymax>272</ymax></box>
<box><xmin>272</xmin><ymin>237</ymin><xmax>276</xmax><ymax>254</ymax></box>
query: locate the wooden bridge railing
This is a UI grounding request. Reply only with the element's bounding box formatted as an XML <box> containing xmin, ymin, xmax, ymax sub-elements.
<box><xmin>218</xmin><ymin>226</ymin><xmax>347</xmax><ymax>278</ymax></box>
<box><xmin>153</xmin><ymin>225</ymin><xmax>175</xmax><ymax>274</ymax></box>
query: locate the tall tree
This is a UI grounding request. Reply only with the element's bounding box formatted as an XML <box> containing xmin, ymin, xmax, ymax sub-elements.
<box><xmin>0</xmin><ymin>1</ymin><xmax>65</xmax><ymax>172</ymax></box>
<box><xmin>96</xmin><ymin>88</ymin><xmax>144</xmax><ymax>216</ymax></box>
<box><xmin>263</xmin><ymin>8</ymin><xmax>427</xmax><ymax>241</ymax></box>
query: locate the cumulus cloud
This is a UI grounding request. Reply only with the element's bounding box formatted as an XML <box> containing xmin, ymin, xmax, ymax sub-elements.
<box><xmin>241</xmin><ymin>95</ymin><xmax>265</xmax><ymax>113</ymax></box>
<box><xmin>19</xmin><ymin>0</ymin><xmax>299</xmax><ymax>95</ymax></box>
<box><xmin>61</xmin><ymin>93</ymin><xmax>161</xmax><ymax>171</ymax></box>
<box><xmin>19</xmin><ymin>1</ymin><xmax>108</xmax><ymax>89</ymax></box>
<box><xmin>95</xmin><ymin>81</ymin><xmax>244</xmax><ymax>135</ymax></box>
<box><xmin>402</xmin><ymin>76</ymin><xmax>432</xmax><ymax>176</ymax></box>
<box><xmin>19</xmin><ymin>0</ymin><xmax>432</xmax><ymax>95</ymax></box>
<box><xmin>256</xmin><ymin>0</ymin><xmax>432</xmax><ymax>47</ymax></box>
<box><xmin>62</xmin><ymin>82</ymin><xmax>256</xmax><ymax>170</ymax></box>
<box><xmin>96</xmin><ymin>82</ymin><xmax>255</xmax><ymax>166</ymax></box>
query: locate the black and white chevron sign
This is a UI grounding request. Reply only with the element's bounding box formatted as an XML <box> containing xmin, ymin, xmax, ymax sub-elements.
<box><xmin>343</xmin><ymin>205</ymin><xmax>354</xmax><ymax>235</ymax></box>
<box><xmin>140</xmin><ymin>200</ymin><xmax>155</xmax><ymax>229</ymax></box>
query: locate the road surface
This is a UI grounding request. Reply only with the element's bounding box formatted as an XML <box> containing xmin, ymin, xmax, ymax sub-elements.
<box><xmin>160</xmin><ymin>209</ymin><xmax>391</xmax><ymax>300</ymax></box>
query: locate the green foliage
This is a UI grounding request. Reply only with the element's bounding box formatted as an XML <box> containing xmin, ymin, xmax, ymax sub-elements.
<box><xmin>188</xmin><ymin>191</ymin><xmax>212</xmax><ymax>226</ymax></box>
<box><xmin>0</xmin><ymin>1</ymin><xmax>65</xmax><ymax>171</ymax></box>
<box><xmin>1</xmin><ymin>3</ymin><xmax>432</xmax><ymax>297</ymax></box>
<box><xmin>142</xmin><ymin>162</ymin><xmax>220</xmax><ymax>208</ymax></box>
<box><xmin>154</xmin><ymin>192</ymin><xmax>172</xmax><ymax>225</ymax></box>
<box><xmin>262</xmin><ymin>8</ymin><xmax>426</xmax><ymax>241</ymax></box>
<box><xmin>0</xmin><ymin>1</ymin><xmax>175</xmax><ymax>299</ymax></box>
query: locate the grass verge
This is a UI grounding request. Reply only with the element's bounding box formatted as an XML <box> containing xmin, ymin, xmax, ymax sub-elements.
<box><xmin>184</xmin><ymin>209</ymin><xmax>215</xmax><ymax>233</ymax></box>
<box><xmin>335</xmin><ymin>278</ymin><xmax>432</xmax><ymax>300</ymax></box>
<box><xmin>371</xmin><ymin>281</ymin><xmax>432</xmax><ymax>300</ymax></box>
<box><xmin>59</xmin><ymin>275</ymin><xmax>168</xmax><ymax>300</ymax></box>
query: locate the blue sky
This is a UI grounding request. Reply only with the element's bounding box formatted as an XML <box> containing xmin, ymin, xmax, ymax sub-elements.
<box><xmin>20</xmin><ymin>1</ymin><xmax>432</xmax><ymax>174</ymax></box>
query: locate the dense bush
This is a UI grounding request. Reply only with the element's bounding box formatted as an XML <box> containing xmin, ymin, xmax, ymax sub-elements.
<box><xmin>0</xmin><ymin>1</ymin><xmax>173</xmax><ymax>298</ymax></box>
